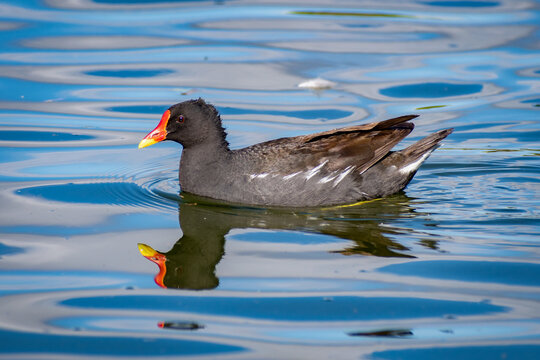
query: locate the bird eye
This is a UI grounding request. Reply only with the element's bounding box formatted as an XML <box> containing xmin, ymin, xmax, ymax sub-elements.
<box><xmin>177</xmin><ymin>115</ymin><xmax>184</xmax><ymax>123</ymax></box>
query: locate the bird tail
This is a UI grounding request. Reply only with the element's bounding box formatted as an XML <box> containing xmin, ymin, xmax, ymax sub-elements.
<box><xmin>398</xmin><ymin>128</ymin><xmax>453</xmax><ymax>174</ymax></box>
<box><xmin>402</xmin><ymin>128</ymin><xmax>453</xmax><ymax>158</ymax></box>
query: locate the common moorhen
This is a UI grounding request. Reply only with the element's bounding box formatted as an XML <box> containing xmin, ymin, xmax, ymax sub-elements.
<box><xmin>139</xmin><ymin>98</ymin><xmax>452</xmax><ymax>207</ymax></box>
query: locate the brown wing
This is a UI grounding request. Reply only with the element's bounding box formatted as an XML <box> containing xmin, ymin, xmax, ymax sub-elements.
<box><xmin>298</xmin><ymin>122</ymin><xmax>414</xmax><ymax>174</ymax></box>
<box><xmin>239</xmin><ymin>114</ymin><xmax>417</xmax><ymax>175</ymax></box>
<box><xmin>301</xmin><ymin>114</ymin><xmax>418</xmax><ymax>143</ymax></box>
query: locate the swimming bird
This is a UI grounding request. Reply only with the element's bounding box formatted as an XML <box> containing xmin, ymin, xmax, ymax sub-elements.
<box><xmin>139</xmin><ymin>98</ymin><xmax>452</xmax><ymax>207</ymax></box>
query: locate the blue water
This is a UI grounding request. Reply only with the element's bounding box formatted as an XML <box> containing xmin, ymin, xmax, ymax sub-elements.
<box><xmin>0</xmin><ymin>0</ymin><xmax>539</xmax><ymax>359</ymax></box>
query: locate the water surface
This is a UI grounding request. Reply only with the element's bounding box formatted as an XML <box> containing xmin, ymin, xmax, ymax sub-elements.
<box><xmin>0</xmin><ymin>0</ymin><xmax>539</xmax><ymax>358</ymax></box>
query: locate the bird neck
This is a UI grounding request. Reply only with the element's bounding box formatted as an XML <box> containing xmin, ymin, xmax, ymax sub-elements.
<box><xmin>179</xmin><ymin>142</ymin><xmax>230</xmax><ymax>196</ymax></box>
<box><xmin>178</xmin><ymin>116</ymin><xmax>231</xmax><ymax>194</ymax></box>
<box><xmin>180</xmin><ymin>140</ymin><xmax>230</xmax><ymax>175</ymax></box>
<box><xmin>182</xmin><ymin>134</ymin><xmax>229</xmax><ymax>156</ymax></box>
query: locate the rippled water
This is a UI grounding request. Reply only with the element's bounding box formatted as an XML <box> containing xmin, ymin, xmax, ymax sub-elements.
<box><xmin>0</xmin><ymin>0</ymin><xmax>539</xmax><ymax>358</ymax></box>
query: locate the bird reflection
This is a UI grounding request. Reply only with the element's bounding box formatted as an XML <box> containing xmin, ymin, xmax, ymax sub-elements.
<box><xmin>139</xmin><ymin>193</ymin><xmax>426</xmax><ymax>290</ymax></box>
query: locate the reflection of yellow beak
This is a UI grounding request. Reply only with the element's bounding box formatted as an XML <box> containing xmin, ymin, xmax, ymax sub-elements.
<box><xmin>138</xmin><ymin>243</ymin><xmax>158</xmax><ymax>257</ymax></box>
<box><xmin>138</xmin><ymin>243</ymin><xmax>167</xmax><ymax>289</ymax></box>
<box><xmin>138</xmin><ymin>110</ymin><xmax>170</xmax><ymax>149</ymax></box>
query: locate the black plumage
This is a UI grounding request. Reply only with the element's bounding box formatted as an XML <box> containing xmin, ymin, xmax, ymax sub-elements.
<box><xmin>139</xmin><ymin>98</ymin><xmax>453</xmax><ymax>207</ymax></box>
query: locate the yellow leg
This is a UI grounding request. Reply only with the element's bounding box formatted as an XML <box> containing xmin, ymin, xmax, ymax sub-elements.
<box><xmin>322</xmin><ymin>198</ymin><xmax>381</xmax><ymax>210</ymax></box>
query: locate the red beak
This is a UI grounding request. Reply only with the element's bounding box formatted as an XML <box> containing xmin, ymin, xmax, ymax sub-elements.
<box><xmin>138</xmin><ymin>110</ymin><xmax>170</xmax><ymax>149</ymax></box>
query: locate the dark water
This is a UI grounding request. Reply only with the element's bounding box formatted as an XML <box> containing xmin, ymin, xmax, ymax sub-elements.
<box><xmin>0</xmin><ymin>0</ymin><xmax>539</xmax><ymax>358</ymax></box>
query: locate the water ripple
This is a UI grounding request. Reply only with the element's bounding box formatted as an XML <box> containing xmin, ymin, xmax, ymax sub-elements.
<box><xmin>21</xmin><ymin>35</ymin><xmax>190</xmax><ymax>50</ymax></box>
<box><xmin>0</xmin><ymin>0</ymin><xmax>539</xmax><ymax>358</ymax></box>
<box><xmin>0</xmin><ymin>126</ymin><xmax>136</xmax><ymax>148</ymax></box>
<box><xmin>14</xmin><ymin>173</ymin><xmax>180</xmax><ymax>212</ymax></box>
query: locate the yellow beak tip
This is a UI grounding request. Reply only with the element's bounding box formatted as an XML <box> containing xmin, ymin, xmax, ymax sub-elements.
<box><xmin>138</xmin><ymin>138</ymin><xmax>156</xmax><ymax>149</ymax></box>
<box><xmin>138</xmin><ymin>243</ymin><xmax>157</xmax><ymax>257</ymax></box>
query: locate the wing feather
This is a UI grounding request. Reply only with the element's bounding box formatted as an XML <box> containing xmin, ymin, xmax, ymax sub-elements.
<box><xmin>237</xmin><ymin>115</ymin><xmax>417</xmax><ymax>175</ymax></box>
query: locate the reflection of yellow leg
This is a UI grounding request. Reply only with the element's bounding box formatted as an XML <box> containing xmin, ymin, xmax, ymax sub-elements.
<box><xmin>322</xmin><ymin>198</ymin><xmax>381</xmax><ymax>210</ymax></box>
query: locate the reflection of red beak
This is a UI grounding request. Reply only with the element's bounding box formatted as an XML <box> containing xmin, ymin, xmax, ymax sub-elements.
<box><xmin>157</xmin><ymin>321</ymin><xmax>204</xmax><ymax>330</ymax></box>
<box><xmin>138</xmin><ymin>110</ymin><xmax>170</xmax><ymax>149</ymax></box>
<box><xmin>138</xmin><ymin>243</ymin><xmax>167</xmax><ymax>288</ymax></box>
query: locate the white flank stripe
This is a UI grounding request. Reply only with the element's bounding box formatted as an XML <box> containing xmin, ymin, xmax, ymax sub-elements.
<box><xmin>249</xmin><ymin>173</ymin><xmax>269</xmax><ymax>180</ymax></box>
<box><xmin>283</xmin><ymin>171</ymin><xmax>301</xmax><ymax>180</ymax></box>
<box><xmin>333</xmin><ymin>166</ymin><xmax>355</xmax><ymax>186</ymax></box>
<box><xmin>318</xmin><ymin>172</ymin><xmax>338</xmax><ymax>184</ymax></box>
<box><xmin>305</xmin><ymin>160</ymin><xmax>328</xmax><ymax>180</ymax></box>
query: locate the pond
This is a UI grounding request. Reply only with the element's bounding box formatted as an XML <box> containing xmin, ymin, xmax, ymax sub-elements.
<box><xmin>0</xmin><ymin>0</ymin><xmax>539</xmax><ymax>358</ymax></box>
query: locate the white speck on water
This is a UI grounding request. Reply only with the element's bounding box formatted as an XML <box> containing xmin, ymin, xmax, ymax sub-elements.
<box><xmin>297</xmin><ymin>78</ymin><xmax>335</xmax><ymax>90</ymax></box>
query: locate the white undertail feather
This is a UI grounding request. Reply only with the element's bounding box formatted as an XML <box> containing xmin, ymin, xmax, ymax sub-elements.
<box><xmin>399</xmin><ymin>149</ymin><xmax>434</xmax><ymax>175</ymax></box>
